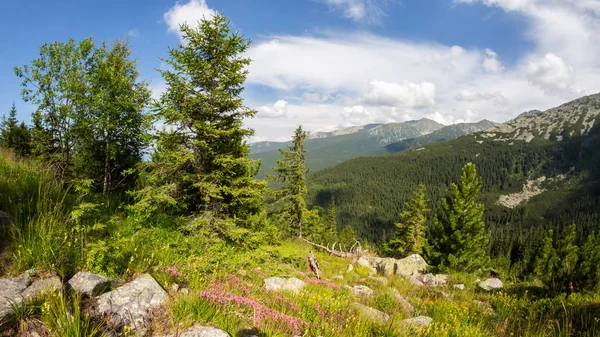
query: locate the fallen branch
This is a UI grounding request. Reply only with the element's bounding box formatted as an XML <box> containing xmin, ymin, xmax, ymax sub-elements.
<box><xmin>302</xmin><ymin>238</ymin><xmax>355</xmax><ymax>258</ymax></box>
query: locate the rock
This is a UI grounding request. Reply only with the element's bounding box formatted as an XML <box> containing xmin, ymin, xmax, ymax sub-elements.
<box><xmin>390</xmin><ymin>289</ymin><xmax>415</xmax><ymax>315</ymax></box>
<box><xmin>170</xmin><ymin>283</ymin><xmax>180</xmax><ymax>292</ymax></box>
<box><xmin>369</xmin><ymin>267</ymin><xmax>377</xmax><ymax>276</ymax></box>
<box><xmin>357</xmin><ymin>257</ymin><xmax>370</xmax><ymax>268</ymax></box>
<box><xmin>345</xmin><ymin>285</ymin><xmax>374</xmax><ymax>297</ymax></box>
<box><xmin>418</xmin><ymin>273</ymin><xmax>448</xmax><ymax>287</ymax></box>
<box><xmin>161</xmin><ymin>326</ymin><xmax>232</xmax><ymax>337</ymax></box>
<box><xmin>333</xmin><ymin>275</ymin><xmax>344</xmax><ymax>280</ymax></box>
<box><xmin>93</xmin><ymin>273</ymin><xmax>168</xmax><ymax>332</ymax></box>
<box><xmin>346</xmin><ymin>264</ymin><xmax>354</xmax><ymax>273</ymax></box>
<box><xmin>21</xmin><ymin>276</ymin><xmax>62</xmax><ymax>300</ymax></box>
<box><xmin>67</xmin><ymin>271</ymin><xmax>111</xmax><ymax>297</ymax></box>
<box><xmin>377</xmin><ymin>258</ymin><xmax>397</xmax><ymax>276</ymax></box>
<box><xmin>453</xmin><ymin>284</ymin><xmax>465</xmax><ymax>290</ymax></box>
<box><xmin>474</xmin><ymin>278</ymin><xmax>481</xmax><ymax>284</ymax></box>
<box><xmin>395</xmin><ymin>254</ymin><xmax>428</xmax><ymax>277</ymax></box>
<box><xmin>398</xmin><ymin>316</ymin><xmax>433</xmax><ymax>328</ymax></box>
<box><xmin>369</xmin><ymin>276</ymin><xmax>389</xmax><ymax>285</ymax></box>
<box><xmin>435</xmin><ymin>274</ymin><xmax>449</xmax><ymax>285</ymax></box>
<box><xmin>0</xmin><ymin>276</ymin><xmax>32</xmax><ymax>321</ymax></box>
<box><xmin>179</xmin><ymin>287</ymin><xmax>190</xmax><ymax>295</ymax></box>
<box><xmin>263</xmin><ymin>277</ymin><xmax>306</xmax><ymax>294</ymax></box>
<box><xmin>351</xmin><ymin>303</ymin><xmax>390</xmax><ymax>323</ymax></box>
<box><xmin>478</xmin><ymin>278</ymin><xmax>503</xmax><ymax>291</ymax></box>
<box><xmin>407</xmin><ymin>275</ymin><xmax>424</xmax><ymax>287</ymax></box>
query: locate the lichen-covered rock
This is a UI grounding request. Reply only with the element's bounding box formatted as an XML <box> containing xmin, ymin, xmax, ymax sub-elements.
<box><xmin>395</xmin><ymin>254</ymin><xmax>428</xmax><ymax>277</ymax></box>
<box><xmin>345</xmin><ymin>285</ymin><xmax>374</xmax><ymax>297</ymax></box>
<box><xmin>377</xmin><ymin>258</ymin><xmax>397</xmax><ymax>276</ymax></box>
<box><xmin>453</xmin><ymin>284</ymin><xmax>465</xmax><ymax>290</ymax></box>
<box><xmin>390</xmin><ymin>289</ymin><xmax>415</xmax><ymax>315</ymax></box>
<box><xmin>357</xmin><ymin>257</ymin><xmax>370</xmax><ymax>267</ymax></box>
<box><xmin>21</xmin><ymin>276</ymin><xmax>62</xmax><ymax>300</ymax></box>
<box><xmin>407</xmin><ymin>275</ymin><xmax>424</xmax><ymax>287</ymax></box>
<box><xmin>94</xmin><ymin>273</ymin><xmax>168</xmax><ymax>332</ymax></box>
<box><xmin>263</xmin><ymin>277</ymin><xmax>306</xmax><ymax>294</ymax></box>
<box><xmin>398</xmin><ymin>316</ymin><xmax>433</xmax><ymax>328</ymax></box>
<box><xmin>478</xmin><ymin>278</ymin><xmax>503</xmax><ymax>291</ymax></box>
<box><xmin>351</xmin><ymin>303</ymin><xmax>390</xmax><ymax>323</ymax></box>
<box><xmin>0</xmin><ymin>276</ymin><xmax>32</xmax><ymax>321</ymax></box>
<box><xmin>67</xmin><ymin>271</ymin><xmax>111</xmax><ymax>297</ymax></box>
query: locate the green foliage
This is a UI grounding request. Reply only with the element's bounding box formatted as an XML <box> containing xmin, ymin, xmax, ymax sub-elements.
<box><xmin>41</xmin><ymin>292</ymin><xmax>104</xmax><ymax>337</ymax></box>
<box><xmin>339</xmin><ymin>225</ymin><xmax>357</xmax><ymax>249</ymax></box>
<box><xmin>0</xmin><ymin>103</ymin><xmax>31</xmax><ymax>156</ymax></box>
<box><xmin>383</xmin><ymin>184</ymin><xmax>429</xmax><ymax>258</ymax></box>
<box><xmin>132</xmin><ymin>14</ymin><xmax>265</xmax><ymax>231</ymax></box>
<box><xmin>269</xmin><ymin>125</ymin><xmax>309</xmax><ymax>238</ymax></box>
<box><xmin>427</xmin><ymin>163</ymin><xmax>490</xmax><ymax>271</ymax></box>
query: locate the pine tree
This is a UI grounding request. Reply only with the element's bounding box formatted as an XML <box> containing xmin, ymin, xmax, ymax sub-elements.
<box><xmin>323</xmin><ymin>196</ymin><xmax>339</xmax><ymax>244</ymax></box>
<box><xmin>339</xmin><ymin>225</ymin><xmax>357</xmax><ymax>250</ymax></box>
<box><xmin>133</xmin><ymin>14</ymin><xmax>265</xmax><ymax>227</ymax></box>
<box><xmin>533</xmin><ymin>229</ymin><xmax>558</xmax><ymax>289</ymax></box>
<box><xmin>1</xmin><ymin>104</ymin><xmax>31</xmax><ymax>156</ymax></box>
<box><xmin>427</xmin><ymin>162</ymin><xmax>490</xmax><ymax>271</ymax></box>
<box><xmin>270</xmin><ymin>125</ymin><xmax>309</xmax><ymax>238</ymax></box>
<box><xmin>386</xmin><ymin>184</ymin><xmax>429</xmax><ymax>258</ymax></box>
<box><xmin>557</xmin><ymin>224</ymin><xmax>579</xmax><ymax>293</ymax></box>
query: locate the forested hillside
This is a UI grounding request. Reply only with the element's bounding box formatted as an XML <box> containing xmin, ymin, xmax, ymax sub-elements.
<box><xmin>310</xmin><ymin>94</ymin><xmax>600</xmax><ymax>267</ymax></box>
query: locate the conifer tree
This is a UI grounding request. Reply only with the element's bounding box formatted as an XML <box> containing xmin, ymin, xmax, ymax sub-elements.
<box><xmin>1</xmin><ymin>104</ymin><xmax>31</xmax><ymax>156</ymax></box>
<box><xmin>339</xmin><ymin>225</ymin><xmax>357</xmax><ymax>250</ymax></box>
<box><xmin>557</xmin><ymin>224</ymin><xmax>579</xmax><ymax>292</ymax></box>
<box><xmin>533</xmin><ymin>229</ymin><xmax>558</xmax><ymax>289</ymax></box>
<box><xmin>386</xmin><ymin>184</ymin><xmax>429</xmax><ymax>257</ymax></box>
<box><xmin>427</xmin><ymin>163</ymin><xmax>490</xmax><ymax>271</ymax></box>
<box><xmin>270</xmin><ymin>125</ymin><xmax>308</xmax><ymax>238</ymax></box>
<box><xmin>133</xmin><ymin>14</ymin><xmax>265</xmax><ymax>226</ymax></box>
<box><xmin>323</xmin><ymin>196</ymin><xmax>339</xmax><ymax>244</ymax></box>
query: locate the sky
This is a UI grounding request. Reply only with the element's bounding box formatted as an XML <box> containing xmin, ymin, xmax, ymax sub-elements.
<box><xmin>1</xmin><ymin>0</ymin><xmax>600</xmax><ymax>142</ymax></box>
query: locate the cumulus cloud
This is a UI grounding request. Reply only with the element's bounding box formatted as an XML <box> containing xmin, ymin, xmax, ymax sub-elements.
<box><xmin>257</xmin><ymin>100</ymin><xmax>289</xmax><ymax>118</ymax></box>
<box><xmin>164</xmin><ymin>0</ymin><xmax>215</xmax><ymax>41</ymax></box>
<box><xmin>363</xmin><ymin>80</ymin><xmax>436</xmax><ymax>108</ymax></box>
<box><xmin>316</xmin><ymin>0</ymin><xmax>387</xmax><ymax>24</ymax></box>
<box><xmin>526</xmin><ymin>53</ymin><xmax>575</xmax><ymax>95</ymax></box>
<box><xmin>483</xmin><ymin>49</ymin><xmax>504</xmax><ymax>73</ymax></box>
<box><xmin>455</xmin><ymin>89</ymin><xmax>507</xmax><ymax>105</ymax></box>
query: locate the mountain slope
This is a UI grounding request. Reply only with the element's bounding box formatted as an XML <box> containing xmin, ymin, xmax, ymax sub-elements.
<box><xmin>385</xmin><ymin>120</ymin><xmax>498</xmax><ymax>153</ymax></box>
<box><xmin>308</xmin><ymin>93</ymin><xmax>600</xmax><ymax>253</ymax></box>
<box><xmin>251</xmin><ymin>119</ymin><xmax>444</xmax><ymax>178</ymax></box>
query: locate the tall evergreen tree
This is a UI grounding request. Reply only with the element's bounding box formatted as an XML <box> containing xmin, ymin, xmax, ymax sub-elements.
<box><xmin>1</xmin><ymin>104</ymin><xmax>32</xmax><ymax>156</ymax></box>
<box><xmin>323</xmin><ymin>196</ymin><xmax>338</xmax><ymax>244</ymax></box>
<box><xmin>385</xmin><ymin>184</ymin><xmax>429</xmax><ymax>258</ymax></box>
<box><xmin>533</xmin><ymin>229</ymin><xmax>558</xmax><ymax>289</ymax></box>
<box><xmin>133</xmin><ymin>14</ymin><xmax>265</xmax><ymax>226</ymax></box>
<box><xmin>557</xmin><ymin>224</ymin><xmax>579</xmax><ymax>293</ymax></box>
<box><xmin>270</xmin><ymin>125</ymin><xmax>309</xmax><ymax>238</ymax></box>
<box><xmin>427</xmin><ymin>163</ymin><xmax>490</xmax><ymax>271</ymax></box>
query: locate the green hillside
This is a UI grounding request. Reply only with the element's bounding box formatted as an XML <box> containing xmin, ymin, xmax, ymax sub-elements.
<box><xmin>308</xmin><ymin>94</ymin><xmax>600</xmax><ymax>258</ymax></box>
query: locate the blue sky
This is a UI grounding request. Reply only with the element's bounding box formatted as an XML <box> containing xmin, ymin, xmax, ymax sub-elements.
<box><xmin>1</xmin><ymin>0</ymin><xmax>600</xmax><ymax>141</ymax></box>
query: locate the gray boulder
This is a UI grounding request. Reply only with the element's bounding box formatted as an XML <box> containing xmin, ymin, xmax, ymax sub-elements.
<box><xmin>263</xmin><ymin>277</ymin><xmax>306</xmax><ymax>294</ymax></box>
<box><xmin>407</xmin><ymin>275</ymin><xmax>424</xmax><ymax>287</ymax></box>
<box><xmin>395</xmin><ymin>254</ymin><xmax>428</xmax><ymax>277</ymax></box>
<box><xmin>478</xmin><ymin>278</ymin><xmax>503</xmax><ymax>291</ymax></box>
<box><xmin>377</xmin><ymin>258</ymin><xmax>397</xmax><ymax>276</ymax></box>
<box><xmin>21</xmin><ymin>276</ymin><xmax>62</xmax><ymax>300</ymax></box>
<box><xmin>0</xmin><ymin>276</ymin><xmax>32</xmax><ymax>321</ymax></box>
<box><xmin>67</xmin><ymin>271</ymin><xmax>111</xmax><ymax>297</ymax></box>
<box><xmin>345</xmin><ymin>285</ymin><xmax>374</xmax><ymax>297</ymax></box>
<box><xmin>351</xmin><ymin>302</ymin><xmax>390</xmax><ymax>323</ymax></box>
<box><xmin>94</xmin><ymin>273</ymin><xmax>168</xmax><ymax>332</ymax></box>
<box><xmin>390</xmin><ymin>289</ymin><xmax>415</xmax><ymax>316</ymax></box>
<box><xmin>398</xmin><ymin>316</ymin><xmax>433</xmax><ymax>328</ymax></box>
<box><xmin>453</xmin><ymin>284</ymin><xmax>465</xmax><ymax>290</ymax></box>
<box><xmin>159</xmin><ymin>326</ymin><xmax>231</xmax><ymax>337</ymax></box>
<box><xmin>357</xmin><ymin>257</ymin><xmax>371</xmax><ymax>268</ymax></box>
<box><xmin>418</xmin><ymin>273</ymin><xmax>448</xmax><ymax>287</ymax></box>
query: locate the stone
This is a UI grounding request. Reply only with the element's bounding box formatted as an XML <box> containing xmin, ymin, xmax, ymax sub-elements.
<box><xmin>395</xmin><ymin>254</ymin><xmax>428</xmax><ymax>277</ymax></box>
<box><xmin>377</xmin><ymin>258</ymin><xmax>397</xmax><ymax>276</ymax></box>
<box><xmin>170</xmin><ymin>283</ymin><xmax>180</xmax><ymax>292</ymax></box>
<box><xmin>478</xmin><ymin>278</ymin><xmax>503</xmax><ymax>291</ymax></box>
<box><xmin>0</xmin><ymin>276</ymin><xmax>32</xmax><ymax>321</ymax></box>
<box><xmin>346</xmin><ymin>264</ymin><xmax>354</xmax><ymax>273</ymax></box>
<box><xmin>93</xmin><ymin>273</ymin><xmax>168</xmax><ymax>332</ymax></box>
<box><xmin>21</xmin><ymin>276</ymin><xmax>62</xmax><ymax>300</ymax></box>
<box><xmin>263</xmin><ymin>277</ymin><xmax>306</xmax><ymax>294</ymax></box>
<box><xmin>345</xmin><ymin>285</ymin><xmax>374</xmax><ymax>297</ymax></box>
<box><xmin>179</xmin><ymin>287</ymin><xmax>190</xmax><ymax>295</ymax></box>
<box><xmin>407</xmin><ymin>275</ymin><xmax>424</xmax><ymax>287</ymax></box>
<box><xmin>398</xmin><ymin>316</ymin><xmax>433</xmax><ymax>328</ymax></box>
<box><xmin>474</xmin><ymin>278</ymin><xmax>481</xmax><ymax>284</ymax></box>
<box><xmin>369</xmin><ymin>276</ymin><xmax>389</xmax><ymax>285</ymax></box>
<box><xmin>435</xmin><ymin>274</ymin><xmax>449</xmax><ymax>285</ymax></box>
<box><xmin>351</xmin><ymin>302</ymin><xmax>390</xmax><ymax>323</ymax></box>
<box><xmin>357</xmin><ymin>257</ymin><xmax>371</xmax><ymax>268</ymax></box>
<box><xmin>419</xmin><ymin>273</ymin><xmax>436</xmax><ymax>285</ymax></box>
<box><xmin>160</xmin><ymin>326</ymin><xmax>232</xmax><ymax>337</ymax></box>
<box><xmin>453</xmin><ymin>284</ymin><xmax>465</xmax><ymax>290</ymax></box>
<box><xmin>67</xmin><ymin>271</ymin><xmax>111</xmax><ymax>297</ymax></box>
<box><xmin>333</xmin><ymin>275</ymin><xmax>344</xmax><ymax>280</ymax></box>
<box><xmin>390</xmin><ymin>289</ymin><xmax>415</xmax><ymax>315</ymax></box>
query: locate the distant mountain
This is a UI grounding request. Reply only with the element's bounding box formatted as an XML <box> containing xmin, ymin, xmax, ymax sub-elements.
<box><xmin>250</xmin><ymin>118</ymin><xmax>444</xmax><ymax>178</ymax></box>
<box><xmin>385</xmin><ymin>120</ymin><xmax>498</xmax><ymax>153</ymax></box>
<box><xmin>308</xmin><ymin>93</ymin><xmax>600</xmax><ymax>245</ymax></box>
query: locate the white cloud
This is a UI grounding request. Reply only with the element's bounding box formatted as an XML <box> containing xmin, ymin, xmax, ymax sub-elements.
<box><xmin>363</xmin><ymin>80</ymin><xmax>436</xmax><ymax>108</ymax></box>
<box><xmin>483</xmin><ymin>48</ymin><xmax>504</xmax><ymax>73</ymax></box>
<box><xmin>164</xmin><ymin>0</ymin><xmax>215</xmax><ymax>41</ymax></box>
<box><xmin>316</xmin><ymin>0</ymin><xmax>387</xmax><ymax>24</ymax></box>
<box><xmin>127</xmin><ymin>29</ymin><xmax>139</xmax><ymax>38</ymax></box>
<box><xmin>526</xmin><ymin>53</ymin><xmax>575</xmax><ymax>95</ymax></box>
<box><xmin>257</xmin><ymin>100</ymin><xmax>289</xmax><ymax>118</ymax></box>
<box><xmin>455</xmin><ymin>89</ymin><xmax>507</xmax><ymax>105</ymax></box>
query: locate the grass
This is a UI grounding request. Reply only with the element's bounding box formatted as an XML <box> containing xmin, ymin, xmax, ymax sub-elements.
<box><xmin>3</xmin><ymin>150</ymin><xmax>600</xmax><ymax>336</ymax></box>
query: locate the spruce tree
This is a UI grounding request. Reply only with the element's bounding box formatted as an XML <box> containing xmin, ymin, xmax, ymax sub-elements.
<box><xmin>427</xmin><ymin>163</ymin><xmax>490</xmax><ymax>271</ymax></box>
<box><xmin>533</xmin><ymin>229</ymin><xmax>558</xmax><ymax>289</ymax></box>
<box><xmin>270</xmin><ymin>125</ymin><xmax>309</xmax><ymax>238</ymax></box>
<box><xmin>1</xmin><ymin>104</ymin><xmax>31</xmax><ymax>156</ymax></box>
<box><xmin>339</xmin><ymin>225</ymin><xmax>357</xmax><ymax>250</ymax></box>
<box><xmin>386</xmin><ymin>184</ymin><xmax>429</xmax><ymax>258</ymax></box>
<box><xmin>557</xmin><ymin>224</ymin><xmax>579</xmax><ymax>292</ymax></box>
<box><xmin>133</xmin><ymin>14</ymin><xmax>265</xmax><ymax>226</ymax></box>
<box><xmin>324</xmin><ymin>196</ymin><xmax>339</xmax><ymax>244</ymax></box>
